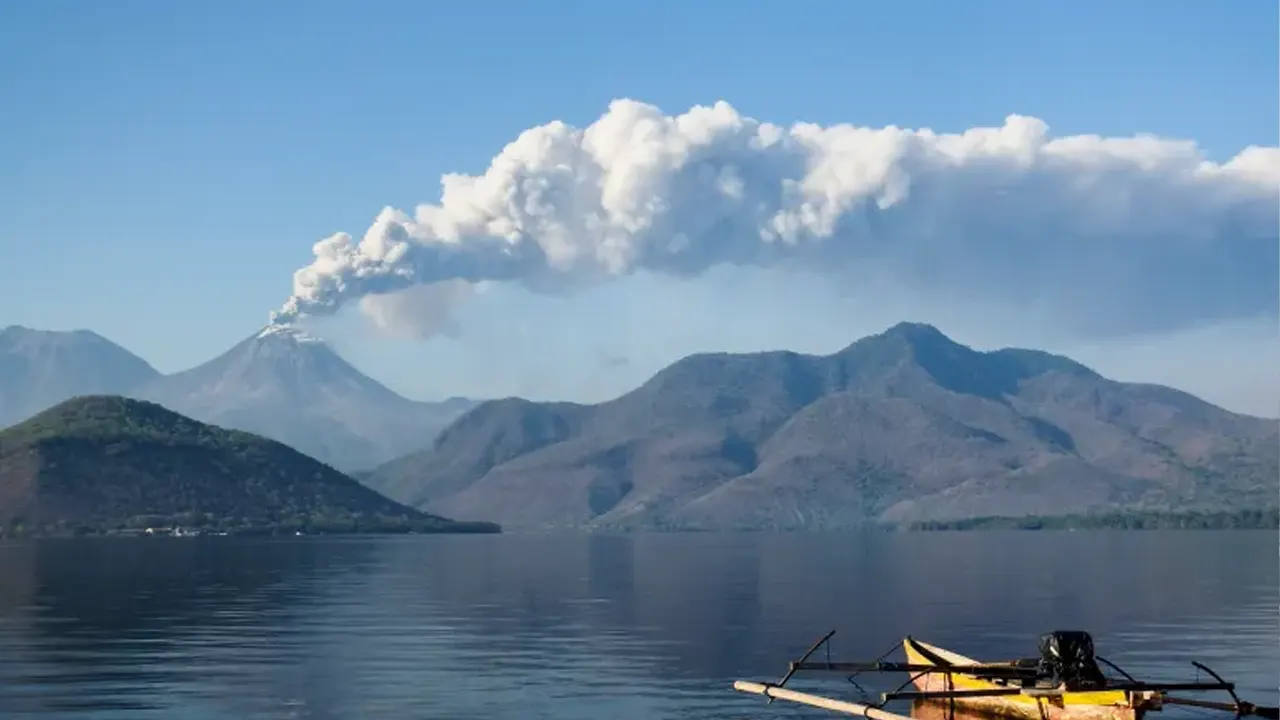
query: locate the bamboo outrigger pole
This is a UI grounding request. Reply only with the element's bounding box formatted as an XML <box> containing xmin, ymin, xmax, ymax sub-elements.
<box><xmin>734</xmin><ymin>680</ymin><xmax>917</xmax><ymax>720</ymax></box>
<box><xmin>733</xmin><ymin>629</ymin><xmax>919</xmax><ymax>719</ymax></box>
<box><xmin>1163</xmin><ymin>696</ymin><xmax>1280</xmax><ymax>720</ymax></box>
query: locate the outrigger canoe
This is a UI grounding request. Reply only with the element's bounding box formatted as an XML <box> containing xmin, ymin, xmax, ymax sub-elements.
<box><xmin>900</xmin><ymin>635</ymin><xmax>1157</xmax><ymax>720</ymax></box>
<box><xmin>735</xmin><ymin>630</ymin><xmax>1277</xmax><ymax>720</ymax></box>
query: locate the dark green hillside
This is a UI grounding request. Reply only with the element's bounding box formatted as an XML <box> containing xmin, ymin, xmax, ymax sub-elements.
<box><xmin>0</xmin><ymin>396</ymin><xmax>500</xmax><ymax>537</ymax></box>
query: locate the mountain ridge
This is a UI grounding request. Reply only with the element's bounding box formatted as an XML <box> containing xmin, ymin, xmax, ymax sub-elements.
<box><xmin>0</xmin><ymin>324</ymin><xmax>163</xmax><ymax>428</ymax></box>
<box><xmin>363</xmin><ymin>322</ymin><xmax>1278</xmax><ymax>530</ymax></box>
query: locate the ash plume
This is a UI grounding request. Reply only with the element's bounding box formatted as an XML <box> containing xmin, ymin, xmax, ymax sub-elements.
<box><xmin>270</xmin><ymin>99</ymin><xmax>1279</xmax><ymax>337</ymax></box>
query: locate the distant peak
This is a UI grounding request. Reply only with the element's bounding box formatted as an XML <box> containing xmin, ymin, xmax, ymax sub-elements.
<box><xmin>0</xmin><ymin>324</ymin><xmax>107</xmax><ymax>343</ymax></box>
<box><xmin>862</xmin><ymin>321</ymin><xmax>961</xmax><ymax>351</ymax></box>
<box><xmin>833</xmin><ymin>321</ymin><xmax>968</xmax><ymax>364</ymax></box>
<box><xmin>882</xmin><ymin>321</ymin><xmax>948</xmax><ymax>340</ymax></box>
<box><xmin>2</xmin><ymin>324</ymin><xmax>57</xmax><ymax>336</ymax></box>
<box><xmin>254</xmin><ymin>323</ymin><xmax>323</xmax><ymax>344</ymax></box>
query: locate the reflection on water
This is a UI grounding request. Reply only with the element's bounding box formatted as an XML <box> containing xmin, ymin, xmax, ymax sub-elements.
<box><xmin>0</xmin><ymin>532</ymin><xmax>1274</xmax><ymax>719</ymax></box>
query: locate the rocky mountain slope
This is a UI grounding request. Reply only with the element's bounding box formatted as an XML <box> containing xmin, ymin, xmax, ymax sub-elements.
<box><xmin>364</xmin><ymin>322</ymin><xmax>1279</xmax><ymax>530</ymax></box>
<box><xmin>0</xmin><ymin>325</ymin><xmax>161</xmax><ymax>427</ymax></box>
<box><xmin>0</xmin><ymin>395</ymin><xmax>499</xmax><ymax>536</ymax></box>
<box><xmin>140</xmin><ymin>324</ymin><xmax>476</xmax><ymax>472</ymax></box>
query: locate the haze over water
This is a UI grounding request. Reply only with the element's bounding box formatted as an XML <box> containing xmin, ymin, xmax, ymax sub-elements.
<box><xmin>0</xmin><ymin>532</ymin><xmax>1274</xmax><ymax>719</ymax></box>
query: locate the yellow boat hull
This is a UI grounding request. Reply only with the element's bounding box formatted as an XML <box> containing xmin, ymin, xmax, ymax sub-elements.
<box><xmin>903</xmin><ymin>638</ymin><xmax>1161</xmax><ymax>720</ymax></box>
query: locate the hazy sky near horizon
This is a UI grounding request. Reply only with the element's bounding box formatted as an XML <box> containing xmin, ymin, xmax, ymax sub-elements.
<box><xmin>2</xmin><ymin>0</ymin><xmax>1277</xmax><ymax>416</ymax></box>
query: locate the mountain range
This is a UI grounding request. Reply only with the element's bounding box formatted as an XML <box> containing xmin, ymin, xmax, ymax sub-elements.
<box><xmin>362</xmin><ymin>322</ymin><xmax>1279</xmax><ymax>530</ymax></box>
<box><xmin>0</xmin><ymin>324</ymin><xmax>476</xmax><ymax>472</ymax></box>
<box><xmin>4</xmin><ymin>320</ymin><xmax>1276</xmax><ymax>532</ymax></box>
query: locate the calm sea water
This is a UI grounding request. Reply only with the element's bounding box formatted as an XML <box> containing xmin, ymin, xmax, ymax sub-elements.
<box><xmin>0</xmin><ymin>532</ymin><xmax>1274</xmax><ymax>719</ymax></box>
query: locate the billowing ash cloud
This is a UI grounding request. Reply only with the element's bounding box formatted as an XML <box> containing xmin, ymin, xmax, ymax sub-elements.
<box><xmin>270</xmin><ymin>99</ymin><xmax>1279</xmax><ymax>337</ymax></box>
<box><xmin>356</xmin><ymin>279</ymin><xmax>480</xmax><ymax>340</ymax></box>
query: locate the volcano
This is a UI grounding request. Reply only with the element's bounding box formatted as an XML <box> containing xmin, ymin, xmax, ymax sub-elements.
<box><xmin>141</xmin><ymin>323</ymin><xmax>475</xmax><ymax>471</ymax></box>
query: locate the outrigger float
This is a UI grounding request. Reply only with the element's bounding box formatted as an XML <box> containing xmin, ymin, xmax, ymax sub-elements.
<box><xmin>735</xmin><ymin>630</ymin><xmax>1278</xmax><ymax>720</ymax></box>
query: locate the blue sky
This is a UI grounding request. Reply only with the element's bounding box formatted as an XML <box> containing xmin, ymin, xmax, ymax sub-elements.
<box><xmin>2</xmin><ymin>0</ymin><xmax>1277</xmax><ymax>414</ymax></box>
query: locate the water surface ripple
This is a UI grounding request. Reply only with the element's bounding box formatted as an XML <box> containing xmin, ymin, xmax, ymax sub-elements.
<box><xmin>0</xmin><ymin>531</ymin><xmax>1274</xmax><ymax>719</ymax></box>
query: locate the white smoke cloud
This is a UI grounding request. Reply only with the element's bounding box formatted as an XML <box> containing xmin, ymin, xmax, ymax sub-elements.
<box><xmin>270</xmin><ymin>99</ymin><xmax>1279</xmax><ymax>338</ymax></box>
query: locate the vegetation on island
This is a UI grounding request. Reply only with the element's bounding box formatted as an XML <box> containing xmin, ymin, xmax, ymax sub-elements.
<box><xmin>0</xmin><ymin>395</ymin><xmax>500</xmax><ymax>538</ymax></box>
<box><xmin>900</xmin><ymin>508</ymin><xmax>1280</xmax><ymax>531</ymax></box>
